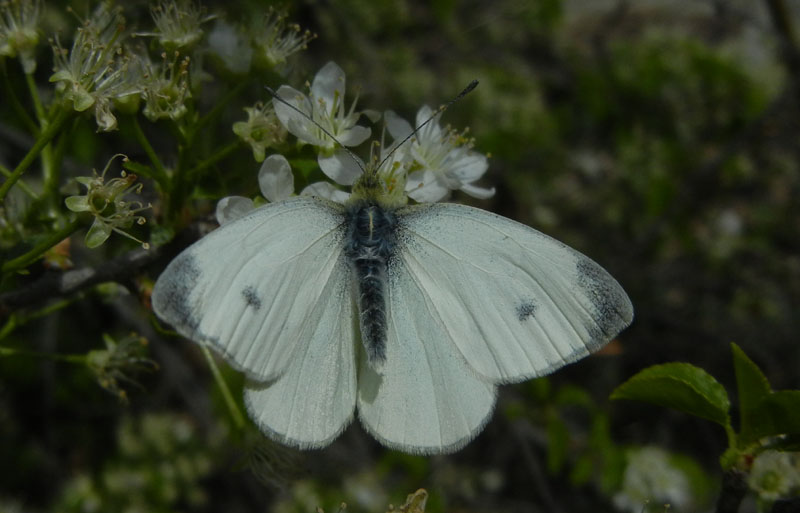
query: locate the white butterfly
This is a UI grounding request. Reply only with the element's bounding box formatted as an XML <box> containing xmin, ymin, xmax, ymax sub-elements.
<box><xmin>152</xmin><ymin>175</ymin><xmax>633</xmax><ymax>454</ymax></box>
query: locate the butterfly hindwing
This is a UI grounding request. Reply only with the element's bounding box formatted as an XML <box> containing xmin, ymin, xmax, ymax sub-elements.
<box><xmin>243</xmin><ymin>262</ymin><xmax>357</xmax><ymax>448</ymax></box>
<box><xmin>356</xmin><ymin>256</ymin><xmax>497</xmax><ymax>455</ymax></box>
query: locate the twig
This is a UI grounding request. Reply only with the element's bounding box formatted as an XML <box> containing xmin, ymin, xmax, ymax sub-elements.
<box><xmin>0</xmin><ymin>221</ymin><xmax>209</xmax><ymax>313</ymax></box>
<box><xmin>764</xmin><ymin>0</ymin><xmax>800</xmax><ymax>103</ymax></box>
<box><xmin>715</xmin><ymin>469</ymin><xmax>748</xmax><ymax>513</ymax></box>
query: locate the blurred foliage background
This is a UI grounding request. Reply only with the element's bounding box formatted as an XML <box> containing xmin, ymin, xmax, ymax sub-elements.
<box><xmin>1</xmin><ymin>0</ymin><xmax>799</xmax><ymax>511</ymax></box>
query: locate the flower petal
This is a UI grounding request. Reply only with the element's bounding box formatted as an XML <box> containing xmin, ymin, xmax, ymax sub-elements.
<box><xmin>335</xmin><ymin>125</ymin><xmax>371</xmax><ymax>147</ymax></box>
<box><xmin>258</xmin><ymin>154</ymin><xmax>294</xmax><ymax>202</ymax></box>
<box><xmin>216</xmin><ymin>196</ymin><xmax>255</xmax><ymax>225</ymax></box>
<box><xmin>384</xmin><ymin>110</ymin><xmax>413</xmax><ymax>141</ymax></box>
<box><xmin>450</xmin><ymin>153</ymin><xmax>489</xmax><ymax>182</ymax></box>
<box><xmin>460</xmin><ymin>182</ymin><xmax>496</xmax><ymax>199</ymax></box>
<box><xmin>272</xmin><ymin>85</ymin><xmax>321</xmax><ymax>145</ymax></box>
<box><xmin>311</xmin><ymin>61</ymin><xmax>345</xmax><ymax>114</ymax></box>
<box><xmin>300</xmin><ymin>181</ymin><xmax>351</xmax><ymax>203</ymax></box>
<box><xmin>406</xmin><ymin>170</ymin><xmax>449</xmax><ymax>203</ymax></box>
<box><xmin>318</xmin><ymin>150</ymin><xmax>364</xmax><ymax>186</ymax></box>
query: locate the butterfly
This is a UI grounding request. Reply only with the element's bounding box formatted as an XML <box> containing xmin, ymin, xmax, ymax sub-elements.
<box><xmin>152</xmin><ymin>167</ymin><xmax>633</xmax><ymax>454</ymax></box>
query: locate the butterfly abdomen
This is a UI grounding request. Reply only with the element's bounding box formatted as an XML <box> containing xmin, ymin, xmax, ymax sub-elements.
<box><xmin>344</xmin><ymin>203</ymin><xmax>398</xmax><ymax>368</ymax></box>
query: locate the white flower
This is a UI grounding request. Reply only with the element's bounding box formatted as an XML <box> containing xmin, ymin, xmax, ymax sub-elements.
<box><xmin>49</xmin><ymin>3</ymin><xmax>142</xmax><ymax>131</ymax></box>
<box><xmin>386</xmin><ymin>106</ymin><xmax>493</xmax><ymax>203</ymax></box>
<box><xmin>64</xmin><ymin>155</ymin><xmax>150</xmax><ymax>248</ymax></box>
<box><xmin>748</xmin><ymin>450</ymin><xmax>800</xmax><ymax>504</ymax></box>
<box><xmin>613</xmin><ymin>446</ymin><xmax>692</xmax><ymax>513</ymax></box>
<box><xmin>216</xmin><ymin>154</ymin><xmax>351</xmax><ymax>226</ymax></box>
<box><xmin>141</xmin><ymin>51</ymin><xmax>191</xmax><ymax>122</ymax></box>
<box><xmin>251</xmin><ymin>7</ymin><xmax>315</xmax><ymax>70</ymax></box>
<box><xmin>207</xmin><ymin>20</ymin><xmax>251</xmax><ymax>74</ymax></box>
<box><xmin>0</xmin><ymin>0</ymin><xmax>41</xmax><ymax>73</ymax></box>
<box><xmin>272</xmin><ymin>61</ymin><xmax>371</xmax><ymax>152</ymax></box>
<box><xmin>148</xmin><ymin>0</ymin><xmax>211</xmax><ymax>52</ymax></box>
<box><xmin>232</xmin><ymin>101</ymin><xmax>287</xmax><ymax>162</ymax></box>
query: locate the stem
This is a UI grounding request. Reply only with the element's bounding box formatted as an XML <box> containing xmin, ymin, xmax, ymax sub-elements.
<box><xmin>0</xmin><ymin>162</ymin><xmax>37</xmax><ymax>199</ymax></box>
<box><xmin>24</xmin><ymin>73</ymin><xmax>61</xmax><ymax>210</ymax></box>
<box><xmin>725</xmin><ymin>424</ymin><xmax>738</xmax><ymax>452</ymax></box>
<box><xmin>201</xmin><ymin>346</ymin><xmax>246</xmax><ymax>430</ymax></box>
<box><xmin>715</xmin><ymin>469</ymin><xmax>748</xmax><ymax>513</ymax></box>
<box><xmin>0</xmin><ymin>345</ymin><xmax>86</xmax><ymax>364</ymax></box>
<box><xmin>25</xmin><ymin>72</ymin><xmax>46</xmax><ymax>122</ymax></box>
<box><xmin>122</xmin><ymin>159</ymin><xmax>159</xmax><ymax>184</ymax></box>
<box><xmin>0</xmin><ymin>109</ymin><xmax>71</xmax><ymax>203</ymax></box>
<box><xmin>1</xmin><ymin>219</ymin><xmax>80</xmax><ymax>274</ymax></box>
<box><xmin>186</xmin><ymin>141</ymin><xmax>240</xmax><ymax>179</ymax></box>
<box><xmin>192</xmin><ymin>79</ymin><xmax>250</xmax><ymax>140</ymax></box>
<box><xmin>130</xmin><ymin>115</ymin><xmax>169</xmax><ymax>188</ymax></box>
<box><xmin>1</xmin><ymin>61</ymin><xmax>38</xmax><ymax>134</ymax></box>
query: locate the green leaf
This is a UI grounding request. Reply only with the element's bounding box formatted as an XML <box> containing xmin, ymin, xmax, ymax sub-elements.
<box><xmin>749</xmin><ymin>391</ymin><xmax>800</xmax><ymax>440</ymax></box>
<box><xmin>731</xmin><ymin>343</ymin><xmax>772</xmax><ymax>445</ymax></box>
<box><xmin>611</xmin><ymin>363</ymin><xmax>731</xmax><ymax>428</ymax></box>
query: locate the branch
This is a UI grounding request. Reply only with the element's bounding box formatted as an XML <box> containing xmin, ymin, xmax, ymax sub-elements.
<box><xmin>764</xmin><ymin>0</ymin><xmax>800</xmax><ymax>103</ymax></box>
<box><xmin>0</xmin><ymin>222</ymin><xmax>209</xmax><ymax>313</ymax></box>
<box><xmin>715</xmin><ymin>469</ymin><xmax>748</xmax><ymax>513</ymax></box>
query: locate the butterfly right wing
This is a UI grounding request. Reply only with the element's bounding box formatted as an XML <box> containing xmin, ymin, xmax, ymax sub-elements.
<box><xmin>152</xmin><ymin>196</ymin><xmax>350</xmax><ymax>383</ymax></box>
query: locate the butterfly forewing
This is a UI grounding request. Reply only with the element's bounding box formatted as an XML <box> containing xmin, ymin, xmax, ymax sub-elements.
<box><xmin>393</xmin><ymin>202</ymin><xmax>634</xmax><ymax>384</ymax></box>
<box><xmin>152</xmin><ymin>196</ymin><xmax>350</xmax><ymax>382</ymax></box>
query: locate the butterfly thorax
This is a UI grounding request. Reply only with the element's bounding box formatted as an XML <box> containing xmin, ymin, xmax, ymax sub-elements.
<box><xmin>344</xmin><ymin>201</ymin><xmax>398</xmax><ymax>370</ymax></box>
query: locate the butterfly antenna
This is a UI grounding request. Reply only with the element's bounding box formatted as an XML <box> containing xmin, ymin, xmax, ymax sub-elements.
<box><xmin>264</xmin><ymin>85</ymin><xmax>366</xmax><ymax>173</ymax></box>
<box><xmin>376</xmin><ymin>80</ymin><xmax>478</xmax><ymax>172</ymax></box>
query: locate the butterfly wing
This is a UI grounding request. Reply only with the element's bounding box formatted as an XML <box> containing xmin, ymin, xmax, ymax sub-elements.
<box><xmin>153</xmin><ymin>196</ymin><xmax>359</xmax><ymax>447</ymax></box>
<box><xmin>356</xmin><ymin>257</ymin><xmax>497</xmax><ymax>454</ymax></box>
<box><xmin>243</xmin><ymin>268</ymin><xmax>357</xmax><ymax>448</ymax></box>
<box><xmin>152</xmin><ymin>196</ymin><xmax>352</xmax><ymax>383</ymax></box>
<box><xmin>389</xmin><ymin>202</ymin><xmax>633</xmax><ymax>384</ymax></box>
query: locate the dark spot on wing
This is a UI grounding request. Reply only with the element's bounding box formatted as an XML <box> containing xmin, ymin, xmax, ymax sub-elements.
<box><xmin>516</xmin><ymin>300</ymin><xmax>537</xmax><ymax>322</ymax></box>
<box><xmin>241</xmin><ymin>286</ymin><xmax>262</xmax><ymax>310</ymax></box>
<box><xmin>154</xmin><ymin>252</ymin><xmax>202</xmax><ymax>331</ymax></box>
<box><xmin>576</xmin><ymin>258</ymin><xmax>633</xmax><ymax>344</ymax></box>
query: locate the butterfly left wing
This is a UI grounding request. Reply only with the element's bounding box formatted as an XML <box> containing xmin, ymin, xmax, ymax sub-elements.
<box><xmin>152</xmin><ymin>196</ymin><xmax>349</xmax><ymax>383</ymax></box>
<box><xmin>152</xmin><ymin>196</ymin><xmax>359</xmax><ymax>448</ymax></box>
<box><xmin>243</xmin><ymin>270</ymin><xmax>357</xmax><ymax>448</ymax></box>
<box><xmin>391</xmin><ymin>202</ymin><xmax>633</xmax><ymax>384</ymax></box>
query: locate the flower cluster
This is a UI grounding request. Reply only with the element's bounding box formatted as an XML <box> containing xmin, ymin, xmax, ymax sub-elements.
<box><xmin>50</xmin><ymin>3</ymin><xmax>142</xmax><ymax>131</ymax></box>
<box><xmin>141</xmin><ymin>51</ymin><xmax>192</xmax><ymax>122</ymax></box>
<box><xmin>748</xmin><ymin>450</ymin><xmax>800</xmax><ymax>508</ymax></box>
<box><xmin>86</xmin><ymin>332</ymin><xmax>158</xmax><ymax>403</ymax></box>
<box><xmin>65</xmin><ymin>155</ymin><xmax>151</xmax><ymax>248</ymax></box>
<box><xmin>613</xmin><ymin>446</ymin><xmax>693</xmax><ymax>512</ymax></box>
<box><xmin>0</xmin><ymin>0</ymin><xmax>41</xmax><ymax>73</ymax></box>
<box><xmin>232</xmin><ymin>101</ymin><xmax>287</xmax><ymax>162</ymax></box>
<box><xmin>251</xmin><ymin>6</ymin><xmax>316</xmax><ymax>70</ymax></box>
<box><xmin>48</xmin><ymin>2</ymin><xmax>312</xmax><ymax>131</ymax></box>
<box><xmin>148</xmin><ymin>0</ymin><xmax>211</xmax><ymax>53</ymax></box>
<box><xmin>225</xmin><ymin>61</ymin><xmax>493</xmax><ymax>222</ymax></box>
